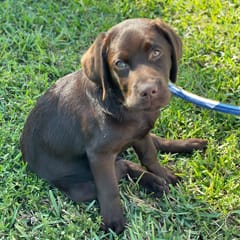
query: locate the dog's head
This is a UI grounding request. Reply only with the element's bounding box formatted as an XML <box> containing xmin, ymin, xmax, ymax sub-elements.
<box><xmin>82</xmin><ymin>18</ymin><xmax>182</xmax><ymax>112</ymax></box>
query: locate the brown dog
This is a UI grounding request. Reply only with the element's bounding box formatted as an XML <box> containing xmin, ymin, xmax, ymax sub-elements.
<box><xmin>20</xmin><ymin>18</ymin><xmax>207</xmax><ymax>233</ymax></box>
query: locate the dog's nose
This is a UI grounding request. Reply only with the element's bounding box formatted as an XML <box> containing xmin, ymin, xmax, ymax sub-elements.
<box><xmin>139</xmin><ymin>83</ymin><xmax>159</xmax><ymax>98</ymax></box>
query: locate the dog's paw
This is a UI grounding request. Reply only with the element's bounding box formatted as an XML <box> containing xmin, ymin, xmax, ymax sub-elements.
<box><xmin>101</xmin><ymin>216</ymin><xmax>125</xmax><ymax>234</ymax></box>
<box><xmin>139</xmin><ymin>172</ymin><xmax>170</xmax><ymax>196</ymax></box>
<box><xmin>185</xmin><ymin>138</ymin><xmax>208</xmax><ymax>151</ymax></box>
<box><xmin>162</xmin><ymin>167</ymin><xmax>181</xmax><ymax>185</ymax></box>
<box><xmin>150</xmin><ymin>165</ymin><xmax>181</xmax><ymax>186</ymax></box>
<box><xmin>101</xmin><ymin>208</ymin><xmax>125</xmax><ymax>234</ymax></box>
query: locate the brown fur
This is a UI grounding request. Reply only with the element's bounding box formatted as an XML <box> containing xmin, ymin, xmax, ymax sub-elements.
<box><xmin>20</xmin><ymin>18</ymin><xmax>207</xmax><ymax>234</ymax></box>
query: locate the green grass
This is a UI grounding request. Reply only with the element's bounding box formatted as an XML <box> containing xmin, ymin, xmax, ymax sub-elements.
<box><xmin>0</xmin><ymin>0</ymin><xmax>239</xmax><ymax>239</ymax></box>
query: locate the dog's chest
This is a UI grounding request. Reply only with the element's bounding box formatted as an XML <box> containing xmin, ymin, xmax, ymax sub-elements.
<box><xmin>111</xmin><ymin>113</ymin><xmax>158</xmax><ymax>141</ymax></box>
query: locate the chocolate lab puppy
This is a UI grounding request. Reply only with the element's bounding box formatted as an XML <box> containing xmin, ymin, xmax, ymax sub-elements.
<box><xmin>20</xmin><ymin>18</ymin><xmax>207</xmax><ymax>233</ymax></box>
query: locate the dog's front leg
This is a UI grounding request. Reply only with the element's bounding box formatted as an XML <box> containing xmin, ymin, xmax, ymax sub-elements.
<box><xmin>87</xmin><ymin>150</ymin><xmax>125</xmax><ymax>234</ymax></box>
<box><xmin>133</xmin><ymin>134</ymin><xmax>180</xmax><ymax>185</ymax></box>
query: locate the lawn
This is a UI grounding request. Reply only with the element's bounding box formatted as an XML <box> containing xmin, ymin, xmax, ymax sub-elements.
<box><xmin>0</xmin><ymin>0</ymin><xmax>239</xmax><ymax>239</ymax></box>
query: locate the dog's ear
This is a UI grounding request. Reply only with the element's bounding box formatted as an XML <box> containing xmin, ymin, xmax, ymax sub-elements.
<box><xmin>81</xmin><ymin>33</ymin><xmax>110</xmax><ymax>100</ymax></box>
<box><xmin>153</xmin><ymin>19</ymin><xmax>182</xmax><ymax>83</ymax></box>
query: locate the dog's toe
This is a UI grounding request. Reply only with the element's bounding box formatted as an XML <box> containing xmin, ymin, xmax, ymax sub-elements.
<box><xmin>183</xmin><ymin>138</ymin><xmax>208</xmax><ymax>152</ymax></box>
<box><xmin>139</xmin><ymin>172</ymin><xmax>170</xmax><ymax>196</ymax></box>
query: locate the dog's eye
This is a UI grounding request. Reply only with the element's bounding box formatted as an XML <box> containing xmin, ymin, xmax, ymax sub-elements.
<box><xmin>115</xmin><ymin>60</ymin><xmax>128</xmax><ymax>70</ymax></box>
<box><xmin>151</xmin><ymin>49</ymin><xmax>162</xmax><ymax>58</ymax></box>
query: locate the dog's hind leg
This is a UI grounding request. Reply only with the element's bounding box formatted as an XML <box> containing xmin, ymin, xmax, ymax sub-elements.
<box><xmin>115</xmin><ymin>159</ymin><xmax>169</xmax><ymax>196</ymax></box>
<box><xmin>52</xmin><ymin>175</ymin><xmax>97</xmax><ymax>202</ymax></box>
<box><xmin>55</xmin><ymin>158</ymin><xmax>169</xmax><ymax>202</ymax></box>
<box><xmin>150</xmin><ymin>133</ymin><xmax>207</xmax><ymax>153</ymax></box>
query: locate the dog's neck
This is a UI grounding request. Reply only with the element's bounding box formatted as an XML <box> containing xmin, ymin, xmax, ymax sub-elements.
<box><xmin>86</xmin><ymin>85</ymin><xmax>127</xmax><ymax>121</ymax></box>
<box><xmin>86</xmin><ymin>85</ymin><xmax>161</xmax><ymax>130</ymax></box>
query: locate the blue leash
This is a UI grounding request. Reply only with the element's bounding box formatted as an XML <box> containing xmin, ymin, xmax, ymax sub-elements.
<box><xmin>168</xmin><ymin>83</ymin><xmax>240</xmax><ymax>115</ymax></box>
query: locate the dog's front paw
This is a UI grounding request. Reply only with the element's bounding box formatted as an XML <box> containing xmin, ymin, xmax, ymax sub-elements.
<box><xmin>151</xmin><ymin>165</ymin><xmax>181</xmax><ymax>186</ymax></box>
<box><xmin>139</xmin><ymin>172</ymin><xmax>170</xmax><ymax>196</ymax></box>
<box><xmin>101</xmin><ymin>208</ymin><xmax>125</xmax><ymax>234</ymax></box>
<box><xmin>162</xmin><ymin>167</ymin><xmax>181</xmax><ymax>185</ymax></box>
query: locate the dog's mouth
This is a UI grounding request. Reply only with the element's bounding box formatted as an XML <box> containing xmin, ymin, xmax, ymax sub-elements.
<box><xmin>146</xmin><ymin>102</ymin><xmax>165</xmax><ymax>112</ymax></box>
<box><xmin>123</xmin><ymin>81</ymin><xmax>172</xmax><ymax>112</ymax></box>
<box><xmin>124</xmin><ymin>94</ymin><xmax>171</xmax><ymax>112</ymax></box>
